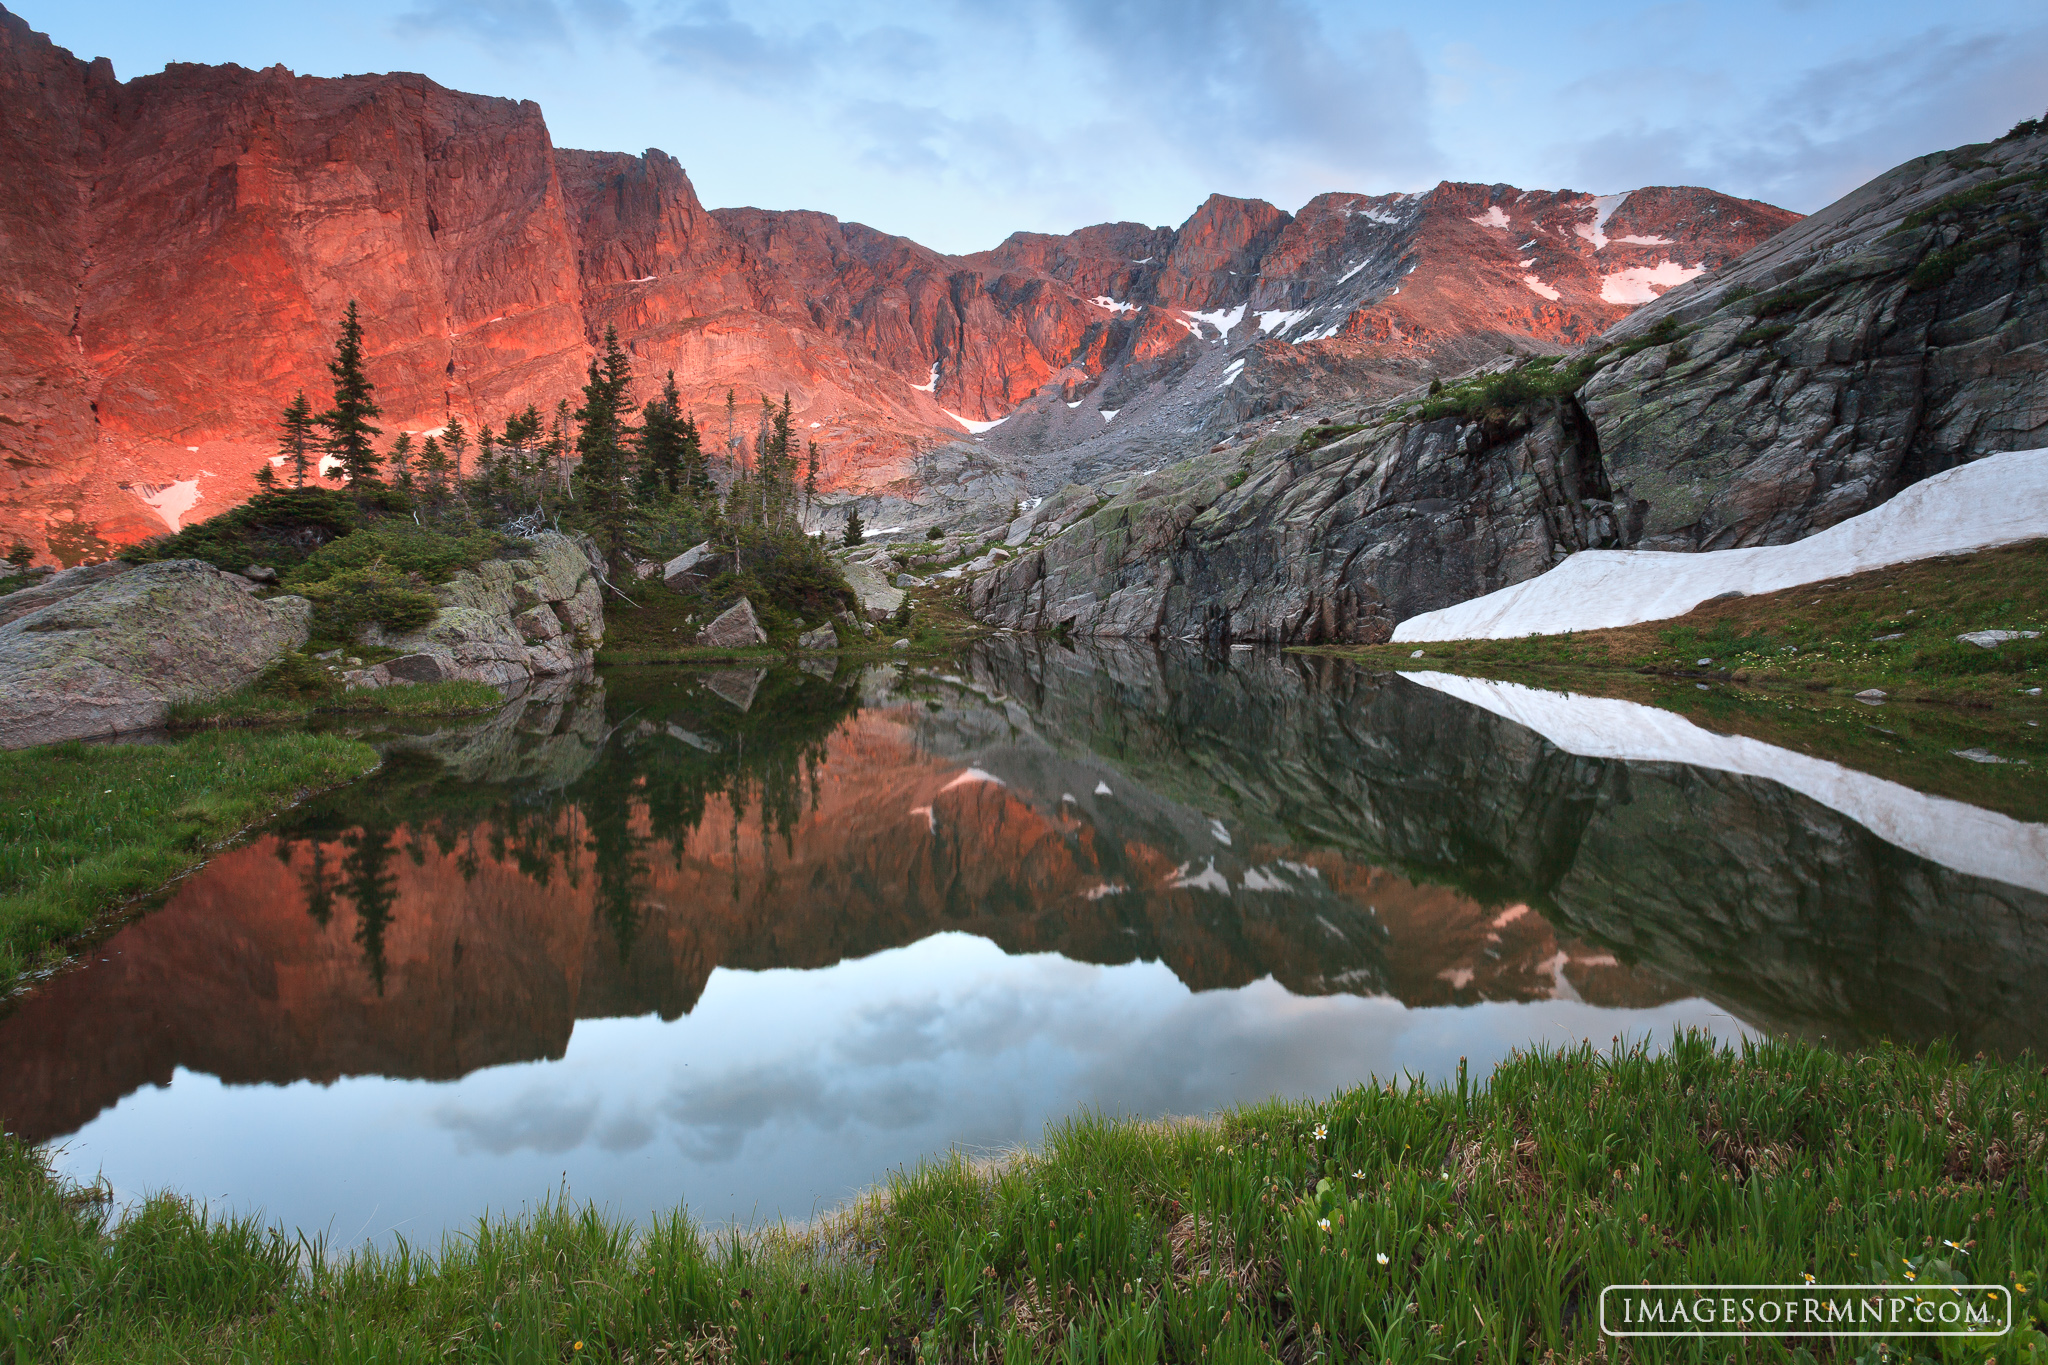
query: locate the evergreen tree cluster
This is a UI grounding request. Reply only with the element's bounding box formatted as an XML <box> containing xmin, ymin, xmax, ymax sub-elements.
<box><xmin>272</xmin><ymin>307</ymin><xmax>839</xmax><ymax>584</ymax></box>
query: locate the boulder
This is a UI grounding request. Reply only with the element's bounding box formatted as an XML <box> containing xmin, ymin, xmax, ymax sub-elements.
<box><xmin>797</xmin><ymin>624</ymin><xmax>838</xmax><ymax>651</ymax></box>
<box><xmin>840</xmin><ymin>560</ymin><xmax>905</xmax><ymax>622</ymax></box>
<box><xmin>241</xmin><ymin>564</ymin><xmax>279</xmax><ymax>584</ymax></box>
<box><xmin>0</xmin><ymin>560</ymin><xmax>132</xmax><ymax>629</ymax></box>
<box><xmin>663</xmin><ymin>542</ymin><xmax>732</xmax><ymax>592</ymax></box>
<box><xmin>0</xmin><ymin>559</ymin><xmax>312</xmax><ymax>748</ymax></box>
<box><xmin>348</xmin><ymin>532</ymin><xmax>604</xmax><ymax>689</ymax></box>
<box><xmin>696</xmin><ymin>597</ymin><xmax>767</xmax><ymax>648</ymax></box>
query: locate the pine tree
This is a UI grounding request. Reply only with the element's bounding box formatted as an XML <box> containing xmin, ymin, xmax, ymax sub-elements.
<box><xmin>572</xmin><ymin>325</ymin><xmax>639</xmax><ymax>569</ymax></box>
<box><xmin>254</xmin><ymin>463</ymin><xmax>278</xmax><ymax>490</ymax></box>
<box><xmin>681</xmin><ymin>414</ymin><xmax>710</xmax><ymax>499</ymax></box>
<box><xmin>4</xmin><ymin>541</ymin><xmax>31</xmax><ymax>570</ymax></box>
<box><xmin>277</xmin><ymin>390</ymin><xmax>319</xmax><ymax>489</ymax></box>
<box><xmin>388</xmin><ymin>433</ymin><xmax>416</xmax><ymax>493</ymax></box>
<box><xmin>842</xmin><ymin>501</ymin><xmax>865</xmax><ymax>547</ymax></box>
<box><xmin>636</xmin><ymin>371</ymin><xmax>685</xmax><ymax>500</ymax></box>
<box><xmin>442</xmin><ymin>415</ymin><xmax>470</xmax><ymax>490</ymax></box>
<box><xmin>418</xmin><ymin>434</ymin><xmax>450</xmax><ymax>509</ymax></box>
<box><xmin>316</xmin><ymin>301</ymin><xmax>383</xmax><ymax>495</ymax></box>
<box><xmin>804</xmin><ymin>440</ymin><xmax>820</xmax><ymax>523</ymax></box>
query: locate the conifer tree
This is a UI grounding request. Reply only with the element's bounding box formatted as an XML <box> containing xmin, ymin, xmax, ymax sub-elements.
<box><xmin>253</xmin><ymin>463</ymin><xmax>278</xmax><ymax>490</ymax></box>
<box><xmin>418</xmin><ymin>434</ymin><xmax>450</xmax><ymax>509</ymax></box>
<box><xmin>842</xmin><ymin>501</ymin><xmax>865</xmax><ymax>547</ymax></box>
<box><xmin>636</xmin><ymin>371</ymin><xmax>686</xmax><ymax>499</ymax></box>
<box><xmin>442</xmin><ymin>416</ymin><xmax>470</xmax><ymax>491</ymax></box>
<box><xmin>388</xmin><ymin>433</ymin><xmax>416</xmax><ymax>493</ymax></box>
<box><xmin>277</xmin><ymin>390</ymin><xmax>318</xmax><ymax>489</ymax></box>
<box><xmin>804</xmin><ymin>440</ymin><xmax>820</xmax><ymax>522</ymax></box>
<box><xmin>316</xmin><ymin>301</ymin><xmax>383</xmax><ymax>495</ymax></box>
<box><xmin>572</xmin><ymin>325</ymin><xmax>638</xmax><ymax>568</ymax></box>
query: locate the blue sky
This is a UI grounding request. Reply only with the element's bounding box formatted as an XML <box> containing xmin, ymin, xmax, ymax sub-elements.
<box><xmin>17</xmin><ymin>0</ymin><xmax>2048</xmax><ymax>254</ymax></box>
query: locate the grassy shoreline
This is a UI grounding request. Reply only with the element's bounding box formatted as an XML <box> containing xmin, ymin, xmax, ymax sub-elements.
<box><xmin>0</xmin><ymin>730</ymin><xmax>380</xmax><ymax>988</ymax></box>
<box><xmin>4</xmin><ymin>1032</ymin><xmax>2041</xmax><ymax>1361</ymax></box>
<box><xmin>165</xmin><ymin>679</ymin><xmax>506</xmax><ymax>729</ymax></box>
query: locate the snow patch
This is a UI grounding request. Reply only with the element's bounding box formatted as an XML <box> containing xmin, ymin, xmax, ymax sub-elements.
<box><xmin>1393</xmin><ymin>448</ymin><xmax>2048</xmax><ymax>643</ymax></box>
<box><xmin>1600</xmin><ymin>261</ymin><xmax>1704</xmax><ymax>305</ymax></box>
<box><xmin>1438</xmin><ymin>967</ymin><xmax>1475</xmax><ymax>990</ymax></box>
<box><xmin>318</xmin><ymin>454</ymin><xmax>346</xmax><ymax>479</ymax></box>
<box><xmin>1359</xmin><ymin>208</ymin><xmax>1403</xmax><ymax>226</ymax></box>
<box><xmin>909</xmin><ymin>805</ymin><xmax>935</xmax><ymax>833</ymax></box>
<box><xmin>268</xmin><ymin>455</ymin><xmax>287</xmax><ymax>468</ymax></box>
<box><xmin>1256</xmin><ymin>308</ymin><xmax>1311</xmax><ymax>337</ymax></box>
<box><xmin>1613</xmin><ymin>234</ymin><xmax>1675</xmax><ymax>246</ymax></box>
<box><xmin>1469</xmin><ymin>205</ymin><xmax>1511</xmax><ymax>229</ymax></box>
<box><xmin>185</xmin><ymin>445</ymin><xmax>199</xmax><ymax>453</ymax></box>
<box><xmin>1520</xmin><ymin>274</ymin><xmax>1562</xmax><ymax>301</ymax></box>
<box><xmin>1574</xmin><ymin>192</ymin><xmax>1630</xmax><ymax>250</ymax></box>
<box><xmin>1170</xmin><ymin>859</ymin><xmax>1232</xmax><ymax>895</ymax></box>
<box><xmin>1066</xmin><ymin>401</ymin><xmax>1081</xmax><ymax>409</ymax></box>
<box><xmin>1218</xmin><ymin>358</ymin><xmax>1246</xmax><ymax>387</ymax></box>
<box><xmin>1407</xmin><ymin>671</ymin><xmax>2048</xmax><ymax>895</ymax></box>
<box><xmin>1183</xmin><ymin>303</ymin><xmax>1247</xmax><ymax>337</ymax></box>
<box><xmin>1081</xmin><ymin>882</ymin><xmax>1127</xmax><ymax>900</ymax></box>
<box><xmin>942</xmin><ymin>407</ymin><xmax>1008</xmax><ymax>434</ymax></box>
<box><xmin>910</xmin><ymin>362</ymin><xmax>938</xmax><ymax>393</ymax></box>
<box><xmin>1241</xmin><ymin>867</ymin><xmax>1289</xmax><ymax>892</ymax></box>
<box><xmin>1091</xmin><ymin>295</ymin><xmax>1138</xmax><ymax>314</ymax></box>
<box><xmin>1336</xmin><ymin>257</ymin><xmax>1373</xmax><ymax>284</ymax></box>
<box><xmin>1100</xmin><ymin>409</ymin><xmax>1118</xmax><ymax>423</ymax></box>
<box><xmin>1208</xmin><ymin>818</ymin><xmax>1232</xmax><ymax>845</ymax></box>
<box><xmin>136</xmin><ymin>479</ymin><xmax>203</xmax><ymax>533</ymax></box>
<box><xmin>939</xmin><ymin>766</ymin><xmax>1005</xmax><ymax>793</ymax></box>
<box><xmin>808</xmin><ymin>421</ymin><xmax>820</xmax><ymax>429</ymax></box>
<box><xmin>1094</xmin><ymin>780</ymin><xmax>1113</xmax><ymax>795</ymax></box>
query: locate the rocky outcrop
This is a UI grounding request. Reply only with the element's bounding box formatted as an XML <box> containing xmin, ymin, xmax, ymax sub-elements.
<box><xmin>0</xmin><ymin>559</ymin><xmax>311</xmax><ymax>747</ymax></box>
<box><xmin>344</xmin><ymin>532</ymin><xmax>602</xmax><ymax>689</ymax></box>
<box><xmin>972</xmin><ymin>397</ymin><xmax>1626</xmax><ymax>643</ymax></box>
<box><xmin>0</xmin><ymin>7</ymin><xmax>1794</xmax><ymax>559</ymax></box>
<box><xmin>1581</xmin><ymin>127</ymin><xmax>2048</xmax><ymax>549</ymax></box>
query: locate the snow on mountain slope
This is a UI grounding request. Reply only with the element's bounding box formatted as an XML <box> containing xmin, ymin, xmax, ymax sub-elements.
<box><xmin>1392</xmin><ymin>448</ymin><xmax>2048</xmax><ymax>642</ymax></box>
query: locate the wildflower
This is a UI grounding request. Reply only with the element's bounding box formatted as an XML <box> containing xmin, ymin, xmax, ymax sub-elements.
<box><xmin>574</xmin><ymin>1345</ymin><xmax>584</xmax><ymax>1353</ymax></box>
<box><xmin>1377</xmin><ymin>1252</ymin><xmax>1390</xmax><ymax>1265</ymax></box>
<box><xmin>1314</xmin><ymin>1124</ymin><xmax>1328</xmax><ymax>1141</ymax></box>
<box><xmin>1803</xmin><ymin>1274</ymin><xmax>1816</xmax><ymax>1284</ymax></box>
<box><xmin>1906</xmin><ymin>1272</ymin><xmax>1917</xmax><ymax>1281</ymax></box>
<box><xmin>1318</xmin><ymin>1218</ymin><xmax>1332</xmax><ymax>1232</ymax></box>
<box><xmin>2015</xmin><ymin>1283</ymin><xmax>2028</xmax><ymax>1294</ymax></box>
<box><xmin>1352</xmin><ymin>1169</ymin><xmax>1365</xmax><ymax>1179</ymax></box>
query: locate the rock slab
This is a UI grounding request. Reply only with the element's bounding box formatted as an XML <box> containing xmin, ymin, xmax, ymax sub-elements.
<box><xmin>0</xmin><ymin>559</ymin><xmax>312</xmax><ymax>747</ymax></box>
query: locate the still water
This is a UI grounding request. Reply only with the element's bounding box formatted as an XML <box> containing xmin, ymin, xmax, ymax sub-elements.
<box><xmin>3</xmin><ymin>642</ymin><xmax>2042</xmax><ymax>1243</ymax></box>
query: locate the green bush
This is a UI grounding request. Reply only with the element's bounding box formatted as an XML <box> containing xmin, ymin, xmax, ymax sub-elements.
<box><xmin>1735</xmin><ymin>319</ymin><xmax>1795</xmax><ymax>348</ymax></box>
<box><xmin>296</xmin><ymin>564</ymin><xmax>440</xmax><ymax>641</ymax></box>
<box><xmin>123</xmin><ymin>487</ymin><xmax>369</xmax><ymax>573</ymax></box>
<box><xmin>282</xmin><ymin>525</ymin><xmax>505</xmax><ymax>589</ymax></box>
<box><xmin>1909</xmin><ymin>634</ymin><xmax>2048</xmax><ymax>676</ymax></box>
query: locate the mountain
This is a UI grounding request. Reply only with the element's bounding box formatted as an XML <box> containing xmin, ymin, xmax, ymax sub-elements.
<box><xmin>0</xmin><ymin>6</ymin><xmax>1796</xmax><ymax>561</ymax></box>
<box><xmin>971</xmin><ymin>123</ymin><xmax>2048</xmax><ymax>644</ymax></box>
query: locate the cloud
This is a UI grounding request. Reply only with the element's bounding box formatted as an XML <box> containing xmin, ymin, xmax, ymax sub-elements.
<box><xmin>1552</xmin><ymin>25</ymin><xmax>2048</xmax><ymax>210</ymax></box>
<box><xmin>393</xmin><ymin>0</ymin><xmax>573</xmax><ymax>48</ymax></box>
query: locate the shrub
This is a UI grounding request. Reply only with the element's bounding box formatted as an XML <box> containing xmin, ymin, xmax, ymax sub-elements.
<box><xmin>282</xmin><ymin>525</ymin><xmax>505</xmax><ymax>589</ymax></box>
<box><xmin>295</xmin><ymin>564</ymin><xmax>440</xmax><ymax>641</ymax></box>
<box><xmin>124</xmin><ymin>487</ymin><xmax>370</xmax><ymax>573</ymax></box>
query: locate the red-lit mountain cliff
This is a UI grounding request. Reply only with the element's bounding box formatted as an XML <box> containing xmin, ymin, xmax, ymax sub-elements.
<box><xmin>0</xmin><ymin>8</ymin><xmax>1799</xmax><ymax>560</ymax></box>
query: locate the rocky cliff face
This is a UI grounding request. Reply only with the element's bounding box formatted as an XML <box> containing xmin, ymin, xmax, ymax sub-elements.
<box><xmin>0</xmin><ymin>5</ymin><xmax>1794</xmax><ymax>559</ymax></box>
<box><xmin>973</xmin><ymin>396</ymin><xmax>1625</xmax><ymax>644</ymax></box>
<box><xmin>969</xmin><ymin>126</ymin><xmax>2048</xmax><ymax>640</ymax></box>
<box><xmin>1581</xmin><ymin>127</ymin><xmax>2048</xmax><ymax>549</ymax></box>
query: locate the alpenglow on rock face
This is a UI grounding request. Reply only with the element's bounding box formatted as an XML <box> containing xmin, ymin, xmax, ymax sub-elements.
<box><xmin>0</xmin><ymin>559</ymin><xmax>311</xmax><ymax>748</ymax></box>
<box><xmin>972</xmin><ymin>398</ymin><xmax>1625</xmax><ymax>644</ymax></box>
<box><xmin>0</xmin><ymin>8</ymin><xmax>1796</xmax><ymax>559</ymax></box>
<box><xmin>1580</xmin><ymin>126</ymin><xmax>2048</xmax><ymax>550</ymax></box>
<box><xmin>344</xmin><ymin>532</ymin><xmax>603</xmax><ymax>689</ymax></box>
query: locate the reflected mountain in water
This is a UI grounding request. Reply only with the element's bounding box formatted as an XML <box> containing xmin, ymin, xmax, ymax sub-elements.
<box><xmin>0</xmin><ymin>658</ymin><xmax>1670</xmax><ymax>1146</ymax></box>
<box><xmin>958</xmin><ymin>639</ymin><xmax>2048</xmax><ymax>1057</ymax></box>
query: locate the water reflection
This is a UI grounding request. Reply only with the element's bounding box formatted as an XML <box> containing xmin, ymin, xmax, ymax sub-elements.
<box><xmin>2</xmin><ymin>641</ymin><xmax>2038</xmax><ymax>1239</ymax></box>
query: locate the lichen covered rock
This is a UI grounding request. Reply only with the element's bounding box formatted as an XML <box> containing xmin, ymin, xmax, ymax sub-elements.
<box><xmin>0</xmin><ymin>559</ymin><xmax>312</xmax><ymax>747</ymax></box>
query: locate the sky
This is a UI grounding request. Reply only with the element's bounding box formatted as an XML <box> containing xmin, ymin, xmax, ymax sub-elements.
<box><xmin>16</xmin><ymin>0</ymin><xmax>2048</xmax><ymax>255</ymax></box>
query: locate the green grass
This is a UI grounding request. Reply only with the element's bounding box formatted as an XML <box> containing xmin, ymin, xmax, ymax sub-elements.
<box><xmin>4</xmin><ymin>1032</ymin><xmax>2043</xmax><ymax>1361</ymax></box>
<box><xmin>0</xmin><ymin>731</ymin><xmax>379</xmax><ymax>985</ymax></box>
<box><xmin>165</xmin><ymin>680</ymin><xmax>505</xmax><ymax>729</ymax></box>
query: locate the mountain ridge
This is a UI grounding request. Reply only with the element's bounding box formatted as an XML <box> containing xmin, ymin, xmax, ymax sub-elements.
<box><xmin>0</xmin><ymin>5</ymin><xmax>1798</xmax><ymax>560</ymax></box>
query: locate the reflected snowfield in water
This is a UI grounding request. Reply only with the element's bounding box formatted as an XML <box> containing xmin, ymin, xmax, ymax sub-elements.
<box><xmin>51</xmin><ymin>933</ymin><xmax>1736</xmax><ymax>1239</ymax></box>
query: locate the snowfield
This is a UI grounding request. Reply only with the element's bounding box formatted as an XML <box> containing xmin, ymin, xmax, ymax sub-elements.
<box><xmin>1393</xmin><ymin>448</ymin><xmax>2048</xmax><ymax>642</ymax></box>
<box><xmin>1405</xmin><ymin>671</ymin><xmax>2048</xmax><ymax>894</ymax></box>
